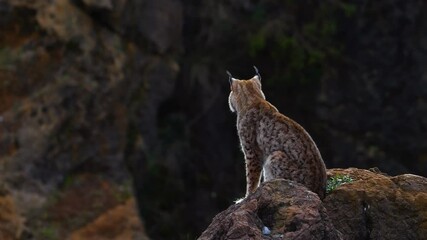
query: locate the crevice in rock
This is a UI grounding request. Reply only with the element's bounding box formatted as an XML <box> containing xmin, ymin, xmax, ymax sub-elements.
<box><xmin>257</xmin><ymin>204</ymin><xmax>276</xmax><ymax>230</ymax></box>
<box><xmin>362</xmin><ymin>199</ymin><xmax>373</xmax><ymax>239</ymax></box>
<box><xmin>70</xmin><ymin>0</ymin><xmax>120</xmax><ymax>36</ymax></box>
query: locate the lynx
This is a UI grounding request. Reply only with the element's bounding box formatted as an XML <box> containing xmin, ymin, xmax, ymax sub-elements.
<box><xmin>228</xmin><ymin>67</ymin><xmax>327</xmax><ymax>201</ymax></box>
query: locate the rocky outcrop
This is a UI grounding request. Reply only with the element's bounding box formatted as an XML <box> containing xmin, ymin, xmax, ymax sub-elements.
<box><xmin>199</xmin><ymin>179</ymin><xmax>342</xmax><ymax>240</ymax></box>
<box><xmin>200</xmin><ymin>168</ymin><xmax>427</xmax><ymax>240</ymax></box>
<box><xmin>325</xmin><ymin>168</ymin><xmax>427</xmax><ymax>240</ymax></box>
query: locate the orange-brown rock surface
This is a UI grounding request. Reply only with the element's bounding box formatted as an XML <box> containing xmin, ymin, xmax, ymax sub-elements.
<box><xmin>325</xmin><ymin>168</ymin><xmax>427</xmax><ymax>240</ymax></box>
<box><xmin>68</xmin><ymin>198</ymin><xmax>149</xmax><ymax>240</ymax></box>
<box><xmin>0</xmin><ymin>186</ymin><xmax>23</xmax><ymax>240</ymax></box>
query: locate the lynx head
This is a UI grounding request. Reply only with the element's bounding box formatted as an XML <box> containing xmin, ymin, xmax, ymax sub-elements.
<box><xmin>228</xmin><ymin>66</ymin><xmax>266</xmax><ymax>113</ymax></box>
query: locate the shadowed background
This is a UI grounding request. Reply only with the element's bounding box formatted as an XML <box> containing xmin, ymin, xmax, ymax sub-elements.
<box><xmin>0</xmin><ymin>0</ymin><xmax>427</xmax><ymax>239</ymax></box>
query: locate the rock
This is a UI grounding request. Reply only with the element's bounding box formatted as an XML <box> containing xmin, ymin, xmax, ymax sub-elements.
<box><xmin>199</xmin><ymin>179</ymin><xmax>343</xmax><ymax>240</ymax></box>
<box><xmin>36</xmin><ymin>0</ymin><xmax>96</xmax><ymax>53</ymax></box>
<box><xmin>136</xmin><ymin>0</ymin><xmax>182</xmax><ymax>53</ymax></box>
<box><xmin>82</xmin><ymin>0</ymin><xmax>113</xmax><ymax>10</ymax></box>
<box><xmin>68</xmin><ymin>198</ymin><xmax>149</xmax><ymax>240</ymax></box>
<box><xmin>201</xmin><ymin>169</ymin><xmax>427</xmax><ymax>240</ymax></box>
<box><xmin>0</xmin><ymin>185</ymin><xmax>23</xmax><ymax>240</ymax></box>
<box><xmin>325</xmin><ymin>168</ymin><xmax>427</xmax><ymax>240</ymax></box>
<box><xmin>0</xmin><ymin>0</ymin><xmax>179</xmax><ymax>238</ymax></box>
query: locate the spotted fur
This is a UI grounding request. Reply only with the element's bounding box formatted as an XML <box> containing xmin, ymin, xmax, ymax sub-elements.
<box><xmin>229</xmin><ymin>74</ymin><xmax>327</xmax><ymax>200</ymax></box>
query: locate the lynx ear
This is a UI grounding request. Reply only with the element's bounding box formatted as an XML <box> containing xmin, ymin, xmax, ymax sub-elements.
<box><xmin>226</xmin><ymin>70</ymin><xmax>233</xmax><ymax>86</ymax></box>
<box><xmin>253</xmin><ymin>66</ymin><xmax>261</xmax><ymax>81</ymax></box>
<box><xmin>253</xmin><ymin>66</ymin><xmax>262</xmax><ymax>88</ymax></box>
<box><xmin>225</xmin><ymin>70</ymin><xmax>234</xmax><ymax>87</ymax></box>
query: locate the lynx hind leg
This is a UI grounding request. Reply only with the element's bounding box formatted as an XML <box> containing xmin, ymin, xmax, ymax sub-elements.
<box><xmin>263</xmin><ymin>151</ymin><xmax>322</xmax><ymax>198</ymax></box>
<box><xmin>263</xmin><ymin>151</ymin><xmax>307</xmax><ymax>185</ymax></box>
<box><xmin>263</xmin><ymin>151</ymin><xmax>290</xmax><ymax>182</ymax></box>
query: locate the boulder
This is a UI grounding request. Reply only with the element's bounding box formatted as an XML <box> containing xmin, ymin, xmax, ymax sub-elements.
<box><xmin>325</xmin><ymin>168</ymin><xmax>427</xmax><ymax>240</ymax></box>
<box><xmin>200</xmin><ymin>168</ymin><xmax>427</xmax><ymax>240</ymax></box>
<box><xmin>199</xmin><ymin>179</ymin><xmax>342</xmax><ymax>240</ymax></box>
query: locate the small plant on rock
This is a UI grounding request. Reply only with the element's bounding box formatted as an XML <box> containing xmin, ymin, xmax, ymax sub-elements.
<box><xmin>326</xmin><ymin>175</ymin><xmax>353</xmax><ymax>193</ymax></box>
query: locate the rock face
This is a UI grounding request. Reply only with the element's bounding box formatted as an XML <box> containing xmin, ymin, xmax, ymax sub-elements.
<box><xmin>199</xmin><ymin>179</ymin><xmax>342</xmax><ymax>240</ymax></box>
<box><xmin>200</xmin><ymin>168</ymin><xmax>427</xmax><ymax>240</ymax></box>
<box><xmin>68</xmin><ymin>198</ymin><xmax>148</xmax><ymax>240</ymax></box>
<box><xmin>0</xmin><ymin>186</ymin><xmax>23</xmax><ymax>240</ymax></box>
<box><xmin>325</xmin><ymin>168</ymin><xmax>427</xmax><ymax>240</ymax></box>
<box><xmin>0</xmin><ymin>0</ymin><xmax>173</xmax><ymax>238</ymax></box>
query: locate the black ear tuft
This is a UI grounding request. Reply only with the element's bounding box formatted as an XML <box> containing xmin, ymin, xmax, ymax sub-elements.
<box><xmin>226</xmin><ymin>70</ymin><xmax>233</xmax><ymax>85</ymax></box>
<box><xmin>253</xmin><ymin>66</ymin><xmax>261</xmax><ymax>81</ymax></box>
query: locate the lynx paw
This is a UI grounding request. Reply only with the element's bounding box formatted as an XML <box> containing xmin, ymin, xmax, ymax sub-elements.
<box><xmin>234</xmin><ymin>197</ymin><xmax>245</xmax><ymax>204</ymax></box>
